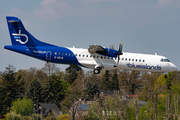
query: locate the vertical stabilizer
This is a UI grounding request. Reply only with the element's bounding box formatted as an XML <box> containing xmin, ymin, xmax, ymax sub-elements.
<box><xmin>6</xmin><ymin>16</ymin><xmax>53</xmax><ymax>46</ymax></box>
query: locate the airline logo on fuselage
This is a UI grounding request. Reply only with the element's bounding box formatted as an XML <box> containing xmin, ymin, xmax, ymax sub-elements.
<box><xmin>12</xmin><ymin>30</ymin><xmax>28</xmax><ymax>44</ymax></box>
<box><xmin>33</xmin><ymin>50</ymin><xmax>46</xmax><ymax>54</ymax></box>
<box><xmin>126</xmin><ymin>63</ymin><xmax>161</xmax><ymax>70</ymax></box>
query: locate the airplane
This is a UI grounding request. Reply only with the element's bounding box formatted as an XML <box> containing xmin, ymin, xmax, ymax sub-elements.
<box><xmin>4</xmin><ymin>16</ymin><xmax>177</xmax><ymax>74</ymax></box>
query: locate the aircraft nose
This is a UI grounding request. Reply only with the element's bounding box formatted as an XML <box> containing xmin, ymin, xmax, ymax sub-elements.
<box><xmin>170</xmin><ymin>63</ymin><xmax>177</xmax><ymax>71</ymax></box>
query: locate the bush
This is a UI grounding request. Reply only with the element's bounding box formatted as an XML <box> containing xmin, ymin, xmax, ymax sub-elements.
<box><xmin>22</xmin><ymin>116</ymin><xmax>29</xmax><ymax>120</ymax></box>
<box><xmin>45</xmin><ymin>116</ymin><xmax>57</xmax><ymax>120</ymax></box>
<box><xmin>32</xmin><ymin>114</ymin><xmax>41</xmax><ymax>120</ymax></box>
<box><xmin>6</xmin><ymin>112</ymin><xmax>22</xmax><ymax>120</ymax></box>
<box><xmin>11</xmin><ymin>97</ymin><xmax>34</xmax><ymax>116</ymax></box>
<box><xmin>139</xmin><ymin>105</ymin><xmax>150</xmax><ymax>120</ymax></box>
<box><xmin>85</xmin><ymin>103</ymin><xmax>99</xmax><ymax>120</ymax></box>
<box><xmin>57</xmin><ymin>114</ymin><xmax>70</xmax><ymax>120</ymax></box>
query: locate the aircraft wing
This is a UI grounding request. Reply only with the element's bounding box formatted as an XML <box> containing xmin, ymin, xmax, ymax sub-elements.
<box><xmin>78</xmin><ymin>60</ymin><xmax>97</xmax><ymax>69</ymax></box>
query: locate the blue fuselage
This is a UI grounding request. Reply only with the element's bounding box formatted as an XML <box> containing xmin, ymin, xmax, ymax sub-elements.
<box><xmin>4</xmin><ymin>45</ymin><xmax>80</xmax><ymax>65</ymax></box>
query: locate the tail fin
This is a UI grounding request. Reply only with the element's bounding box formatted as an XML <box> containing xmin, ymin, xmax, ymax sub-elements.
<box><xmin>6</xmin><ymin>16</ymin><xmax>53</xmax><ymax>46</ymax></box>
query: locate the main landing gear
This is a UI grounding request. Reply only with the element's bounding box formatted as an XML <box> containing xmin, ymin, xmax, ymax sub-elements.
<box><xmin>93</xmin><ymin>69</ymin><xmax>100</xmax><ymax>74</ymax></box>
<box><xmin>93</xmin><ymin>65</ymin><xmax>103</xmax><ymax>74</ymax></box>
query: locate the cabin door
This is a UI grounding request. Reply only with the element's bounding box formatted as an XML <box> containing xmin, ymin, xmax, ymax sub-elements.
<box><xmin>46</xmin><ymin>51</ymin><xmax>51</xmax><ymax>60</ymax></box>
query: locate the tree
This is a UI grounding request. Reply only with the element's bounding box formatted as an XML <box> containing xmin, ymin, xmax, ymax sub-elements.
<box><xmin>65</xmin><ymin>64</ymin><xmax>82</xmax><ymax>84</ymax></box>
<box><xmin>61</xmin><ymin>84</ymin><xmax>82</xmax><ymax>120</ymax></box>
<box><xmin>43</xmin><ymin>77</ymin><xmax>54</xmax><ymax>103</ymax></box>
<box><xmin>119</xmin><ymin>70</ymin><xmax>142</xmax><ymax>94</ymax></box>
<box><xmin>99</xmin><ymin>70</ymin><xmax>111</xmax><ymax>91</ymax></box>
<box><xmin>85</xmin><ymin>70</ymin><xmax>101</xmax><ymax>86</ymax></box>
<box><xmin>0</xmin><ymin>65</ymin><xmax>24</xmax><ymax>115</ymax></box>
<box><xmin>16</xmin><ymin>68</ymin><xmax>37</xmax><ymax>92</ymax></box>
<box><xmin>138</xmin><ymin>72</ymin><xmax>180</xmax><ymax>120</ymax></box>
<box><xmin>139</xmin><ymin>72</ymin><xmax>162</xmax><ymax>101</ymax></box>
<box><xmin>35</xmin><ymin>69</ymin><xmax>47</xmax><ymax>82</ymax></box>
<box><xmin>91</xmin><ymin>91</ymin><xmax>129</xmax><ymax>120</ymax></box>
<box><xmin>0</xmin><ymin>71</ymin><xmax>2</xmax><ymax>78</ymax></box>
<box><xmin>73</xmin><ymin>71</ymin><xmax>86</xmax><ymax>91</ymax></box>
<box><xmin>11</xmin><ymin>97</ymin><xmax>34</xmax><ymax>116</ymax></box>
<box><xmin>17</xmin><ymin>68</ymin><xmax>48</xmax><ymax>93</ymax></box>
<box><xmin>26</xmin><ymin>79</ymin><xmax>44</xmax><ymax>103</ymax></box>
<box><xmin>139</xmin><ymin>104</ymin><xmax>151</xmax><ymax>120</ymax></box>
<box><xmin>127</xmin><ymin>99</ymin><xmax>139</xmax><ymax>120</ymax></box>
<box><xmin>41</xmin><ymin>63</ymin><xmax>60</xmax><ymax>76</ymax></box>
<box><xmin>43</xmin><ymin>74</ymin><xmax>70</xmax><ymax>108</ymax></box>
<box><xmin>83</xmin><ymin>81</ymin><xmax>100</xmax><ymax>100</ymax></box>
<box><xmin>110</xmin><ymin>69</ymin><xmax>119</xmax><ymax>91</ymax></box>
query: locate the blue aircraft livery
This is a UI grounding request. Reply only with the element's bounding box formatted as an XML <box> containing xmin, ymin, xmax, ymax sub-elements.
<box><xmin>4</xmin><ymin>16</ymin><xmax>177</xmax><ymax>74</ymax></box>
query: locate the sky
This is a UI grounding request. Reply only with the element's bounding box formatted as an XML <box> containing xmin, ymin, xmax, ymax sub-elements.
<box><xmin>0</xmin><ymin>0</ymin><xmax>180</xmax><ymax>72</ymax></box>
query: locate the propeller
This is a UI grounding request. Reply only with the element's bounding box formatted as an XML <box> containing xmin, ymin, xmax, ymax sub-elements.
<box><xmin>117</xmin><ymin>43</ymin><xmax>123</xmax><ymax>64</ymax></box>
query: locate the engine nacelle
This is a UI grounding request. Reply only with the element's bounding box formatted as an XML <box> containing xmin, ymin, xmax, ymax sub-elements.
<box><xmin>88</xmin><ymin>44</ymin><xmax>118</xmax><ymax>57</ymax></box>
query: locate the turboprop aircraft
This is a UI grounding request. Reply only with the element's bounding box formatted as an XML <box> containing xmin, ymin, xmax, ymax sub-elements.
<box><xmin>4</xmin><ymin>16</ymin><xmax>177</xmax><ymax>74</ymax></box>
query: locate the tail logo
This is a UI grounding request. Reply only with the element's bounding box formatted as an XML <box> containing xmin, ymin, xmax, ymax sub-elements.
<box><xmin>12</xmin><ymin>30</ymin><xmax>28</xmax><ymax>44</ymax></box>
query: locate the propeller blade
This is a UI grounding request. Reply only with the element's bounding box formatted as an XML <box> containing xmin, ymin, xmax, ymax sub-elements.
<box><xmin>117</xmin><ymin>55</ymin><xmax>120</xmax><ymax>64</ymax></box>
<box><xmin>117</xmin><ymin>43</ymin><xmax>123</xmax><ymax>64</ymax></box>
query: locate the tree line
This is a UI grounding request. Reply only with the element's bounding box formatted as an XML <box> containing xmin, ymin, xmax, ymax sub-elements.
<box><xmin>0</xmin><ymin>63</ymin><xmax>180</xmax><ymax>120</ymax></box>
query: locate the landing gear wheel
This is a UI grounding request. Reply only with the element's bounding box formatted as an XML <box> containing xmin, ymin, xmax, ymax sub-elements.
<box><xmin>94</xmin><ymin>69</ymin><xmax>100</xmax><ymax>74</ymax></box>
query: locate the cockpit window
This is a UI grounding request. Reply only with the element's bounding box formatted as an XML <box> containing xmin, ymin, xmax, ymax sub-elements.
<box><xmin>160</xmin><ymin>59</ymin><xmax>170</xmax><ymax>62</ymax></box>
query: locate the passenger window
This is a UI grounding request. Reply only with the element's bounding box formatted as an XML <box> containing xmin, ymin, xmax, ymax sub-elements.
<box><xmin>108</xmin><ymin>57</ymin><xmax>109</xmax><ymax>59</ymax></box>
<box><xmin>69</xmin><ymin>53</ymin><xmax>71</xmax><ymax>56</ymax></box>
<box><xmin>93</xmin><ymin>55</ymin><xmax>95</xmax><ymax>58</ymax></box>
<box><xmin>136</xmin><ymin>59</ymin><xmax>138</xmax><ymax>62</ymax></box>
<box><xmin>97</xmin><ymin>56</ymin><xmax>99</xmax><ymax>58</ymax></box>
<box><xmin>143</xmin><ymin>60</ymin><xmax>145</xmax><ymax>62</ymax></box>
<box><xmin>129</xmin><ymin>58</ymin><xmax>131</xmax><ymax>61</ymax></box>
<box><xmin>75</xmin><ymin>54</ymin><xmax>77</xmax><ymax>56</ymax></box>
<box><xmin>111</xmin><ymin>57</ymin><xmax>113</xmax><ymax>59</ymax></box>
<box><xmin>132</xmin><ymin>59</ymin><xmax>134</xmax><ymax>61</ymax></box>
<box><xmin>122</xmin><ymin>58</ymin><xmax>124</xmax><ymax>60</ymax></box>
<box><xmin>55</xmin><ymin>52</ymin><xmax>57</xmax><ymax>55</ymax></box>
<box><xmin>72</xmin><ymin>54</ymin><xmax>74</xmax><ymax>56</ymax></box>
<box><xmin>62</xmin><ymin>53</ymin><xmax>64</xmax><ymax>55</ymax></box>
<box><xmin>101</xmin><ymin>56</ymin><xmax>103</xmax><ymax>59</ymax></box>
<box><xmin>79</xmin><ymin>54</ymin><xmax>81</xmax><ymax>57</ymax></box>
<box><xmin>86</xmin><ymin>55</ymin><xmax>88</xmax><ymax>57</ymax></box>
<box><xmin>139</xmin><ymin>59</ymin><xmax>141</xmax><ymax>62</ymax></box>
<box><xmin>90</xmin><ymin>55</ymin><xmax>92</xmax><ymax>58</ymax></box>
<box><xmin>65</xmin><ymin>53</ymin><xmax>67</xmax><ymax>56</ymax></box>
<box><xmin>83</xmin><ymin>55</ymin><xmax>84</xmax><ymax>57</ymax></box>
<box><xmin>125</xmin><ymin>58</ymin><xmax>127</xmax><ymax>61</ymax></box>
<box><xmin>58</xmin><ymin>52</ymin><xmax>60</xmax><ymax>55</ymax></box>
